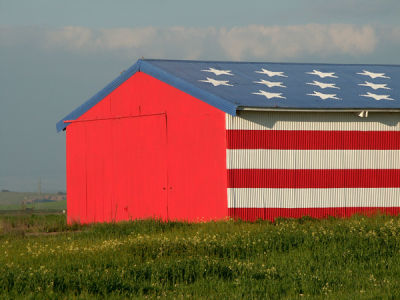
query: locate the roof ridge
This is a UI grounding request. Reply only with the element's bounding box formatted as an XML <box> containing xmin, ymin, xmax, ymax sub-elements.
<box><xmin>143</xmin><ymin>58</ymin><xmax>400</xmax><ymax>67</ymax></box>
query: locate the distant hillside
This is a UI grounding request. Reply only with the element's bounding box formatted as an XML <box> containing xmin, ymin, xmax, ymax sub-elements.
<box><xmin>0</xmin><ymin>191</ymin><xmax>66</xmax><ymax>211</ymax></box>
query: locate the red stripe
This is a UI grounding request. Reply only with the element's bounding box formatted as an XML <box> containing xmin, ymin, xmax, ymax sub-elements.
<box><xmin>227</xmin><ymin>130</ymin><xmax>400</xmax><ymax>149</ymax></box>
<box><xmin>228</xmin><ymin>169</ymin><xmax>400</xmax><ymax>188</ymax></box>
<box><xmin>229</xmin><ymin>207</ymin><xmax>400</xmax><ymax>222</ymax></box>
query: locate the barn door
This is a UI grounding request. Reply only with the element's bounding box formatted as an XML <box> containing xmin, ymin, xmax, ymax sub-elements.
<box><xmin>111</xmin><ymin>113</ymin><xmax>168</xmax><ymax>220</ymax></box>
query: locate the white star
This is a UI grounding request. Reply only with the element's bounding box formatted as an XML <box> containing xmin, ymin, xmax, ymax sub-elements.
<box><xmin>357</xmin><ymin>70</ymin><xmax>390</xmax><ymax>79</ymax></box>
<box><xmin>255</xmin><ymin>68</ymin><xmax>288</xmax><ymax>77</ymax></box>
<box><xmin>307</xmin><ymin>91</ymin><xmax>341</xmax><ymax>100</ymax></box>
<box><xmin>201</xmin><ymin>67</ymin><xmax>233</xmax><ymax>76</ymax></box>
<box><xmin>358</xmin><ymin>81</ymin><xmax>391</xmax><ymax>90</ymax></box>
<box><xmin>199</xmin><ymin>77</ymin><xmax>233</xmax><ymax>87</ymax></box>
<box><xmin>252</xmin><ymin>90</ymin><xmax>286</xmax><ymax>99</ymax></box>
<box><xmin>360</xmin><ymin>92</ymin><xmax>394</xmax><ymax>101</ymax></box>
<box><xmin>306</xmin><ymin>70</ymin><xmax>338</xmax><ymax>78</ymax></box>
<box><xmin>306</xmin><ymin>80</ymin><xmax>340</xmax><ymax>89</ymax></box>
<box><xmin>253</xmin><ymin>79</ymin><xmax>286</xmax><ymax>88</ymax></box>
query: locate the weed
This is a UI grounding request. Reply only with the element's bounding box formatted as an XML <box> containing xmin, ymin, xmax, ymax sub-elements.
<box><xmin>1</xmin><ymin>215</ymin><xmax>400</xmax><ymax>299</ymax></box>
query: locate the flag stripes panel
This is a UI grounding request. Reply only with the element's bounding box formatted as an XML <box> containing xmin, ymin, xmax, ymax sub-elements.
<box><xmin>228</xmin><ymin>208</ymin><xmax>400</xmax><ymax>222</ymax></box>
<box><xmin>228</xmin><ymin>169</ymin><xmax>400</xmax><ymax>188</ymax></box>
<box><xmin>227</xmin><ymin>112</ymin><xmax>400</xmax><ymax>131</ymax></box>
<box><xmin>227</xmin><ymin>150</ymin><xmax>400</xmax><ymax>169</ymax></box>
<box><xmin>227</xmin><ymin>130</ymin><xmax>400</xmax><ymax>149</ymax></box>
<box><xmin>228</xmin><ymin>188</ymin><xmax>400</xmax><ymax>208</ymax></box>
<box><xmin>226</xmin><ymin>112</ymin><xmax>400</xmax><ymax>220</ymax></box>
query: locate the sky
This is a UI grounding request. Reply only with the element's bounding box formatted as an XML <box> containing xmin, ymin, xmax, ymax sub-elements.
<box><xmin>1</xmin><ymin>0</ymin><xmax>400</xmax><ymax>192</ymax></box>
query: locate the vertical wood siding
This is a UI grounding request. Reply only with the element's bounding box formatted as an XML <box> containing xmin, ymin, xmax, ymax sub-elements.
<box><xmin>66</xmin><ymin>72</ymin><xmax>227</xmax><ymax>224</ymax></box>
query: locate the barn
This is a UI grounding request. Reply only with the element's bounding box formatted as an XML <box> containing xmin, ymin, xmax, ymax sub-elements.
<box><xmin>56</xmin><ymin>59</ymin><xmax>400</xmax><ymax>223</ymax></box>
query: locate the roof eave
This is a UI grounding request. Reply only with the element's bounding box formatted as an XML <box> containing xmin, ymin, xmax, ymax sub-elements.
<box><xmin>56</xmin><ymin>60</ymin><xmax>142</xmax><ymax>132</ymax></box>
<box><xmin>237</xmin><ymin>107</ymin><xmax>400</xmax><ymax>113</ymax></box>
<box><xmin>56</xmin><ymin>59</ymin><xmax>239</xmax><ymax>133</ymax></box>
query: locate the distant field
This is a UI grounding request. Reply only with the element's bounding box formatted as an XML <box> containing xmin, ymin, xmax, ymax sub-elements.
<box><xmin>0</xmin><ymin>191</ymin><xmax>66</xmax><ymax>211</ymax></box>
<box><xmin>0</xmin><ymin>200</ymin><xmax>66</xmax><ymax>211</ymax></box>
<box><xmin>1</xmin><ymin>214</ymin><xmax>400</xmax><ymax>299</ymax></box>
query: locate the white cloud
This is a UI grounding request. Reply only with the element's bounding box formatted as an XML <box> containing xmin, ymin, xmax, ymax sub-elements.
<box><xmin>218</xmin><ymin>24</ymin><xmax>377</xmax><ymax>60</ymax></box>
<box><xmin>0</xmin><ymin>24</ymin><xmax>395</xmax><ymax>61</ymax></box>
<box><xmin>44</xmin><ymin>26</ymin><xmax>94</xmax><ymax>50</ymax></box>
<box><xmin>387</xmin><ymin>27</ymin><xmax>400</xmax><ymax>43</ymax></box>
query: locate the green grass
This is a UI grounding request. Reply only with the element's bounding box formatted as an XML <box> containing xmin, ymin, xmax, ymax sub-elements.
<box><xmin>1</xmin><ymin>214</ymin><xmax>400</xmax><ymax>299</ymax></box>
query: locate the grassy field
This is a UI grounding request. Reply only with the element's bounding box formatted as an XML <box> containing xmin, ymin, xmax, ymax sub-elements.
<box><xmin>1</xmin><ymin>214</ymin><xmax>400</xmax><ymax>299</ymax></box>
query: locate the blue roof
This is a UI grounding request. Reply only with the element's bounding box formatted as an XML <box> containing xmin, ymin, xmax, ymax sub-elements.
<box><xmin>57</xmin><ymin>59</ymin><xmax>400</xmax><ymax>132</ymax></box>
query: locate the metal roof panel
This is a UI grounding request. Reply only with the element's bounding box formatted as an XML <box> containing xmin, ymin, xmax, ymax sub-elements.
<box><xmin>57</xmin><ymin>59</ymin><xmax>400</xmax><ymax>132</ymax></box>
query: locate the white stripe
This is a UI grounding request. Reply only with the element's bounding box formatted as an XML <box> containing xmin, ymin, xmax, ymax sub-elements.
<box><xmin>227</xmin><ymin>149</ymin><xmax>400</xmax><ymax>169</ymax></box>
<box><xmin>228</xmin><ymin>188</ymin><xmax>400</xmax><ymax>208</ymax></box>
<box><xmin>227</xmin><ymin>112</ymin><xmax>400</xmax><ymax>131</ymax></box>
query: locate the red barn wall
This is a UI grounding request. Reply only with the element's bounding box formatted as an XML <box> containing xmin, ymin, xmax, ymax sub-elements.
<box><xmin>66</xmin><ymin>72</ymin><xmax>227</xmax><ymax>223</ymax></box>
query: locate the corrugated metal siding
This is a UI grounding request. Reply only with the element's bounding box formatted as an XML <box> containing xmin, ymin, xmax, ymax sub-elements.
<box><xmin>227</xmin><ymin>111</ymin><xmax>400</xmax><ymax>131</ymax></box>
<box><xmin>228</xmin><ymin>188</ymin><xmax>400</xmax><ymax>208</ymax></box>
<box><xmin>228</xmin><ymin>150</ymin><xmax>400</xmax><ymax>169</ymax></box>
<box><xmin>226</xmin><ymin>111</ymin><xmax>400</xmax><ymax>221</ymax></box>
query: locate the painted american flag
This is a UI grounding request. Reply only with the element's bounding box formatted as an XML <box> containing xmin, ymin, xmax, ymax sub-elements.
<box><xmin>190</xmin><ymin>62</ymin><xmax>400</xmax><ymax>220</ymax></box>
<box><xmin>145</xmin><ymin>60</ymin><xmax>400</xmax><ymax>111</ymax></box>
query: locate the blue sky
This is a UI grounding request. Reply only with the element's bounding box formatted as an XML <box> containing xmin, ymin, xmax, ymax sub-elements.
<box><xmin>2</xmin><ymin>1</ymin><xmax>400</xmax><ymax>27</ymax></box>
<box><xmin>1</xmin><ymin>0</ymin><xmax>400</xmax><ymax>192</ymax></box>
